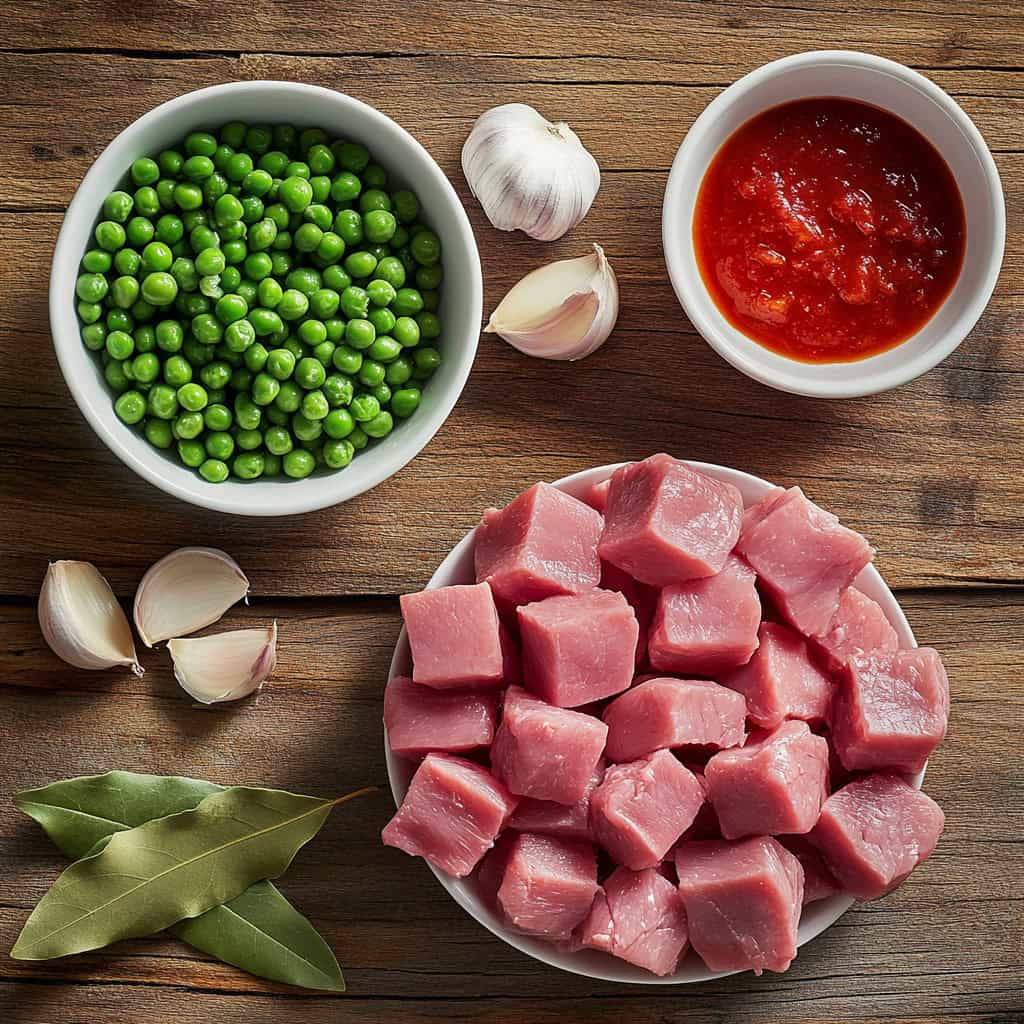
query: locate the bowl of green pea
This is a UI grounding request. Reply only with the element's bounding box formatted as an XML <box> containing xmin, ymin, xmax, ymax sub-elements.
<box><xmin>51</xmin><ymin>81</ymin><xmax>483</xmax><ymax>515</ymax></box>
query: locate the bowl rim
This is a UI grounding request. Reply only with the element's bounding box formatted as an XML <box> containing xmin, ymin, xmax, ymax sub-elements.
<box><xmin>384</xmin><ymin>459</ymin><xmax>922</xmax><ymax>984</ymax></box>
<box><xmin>50</xmin><ymin>80</ymin><xmax>483</xmax><ymax>516</ymax></box>
<box><xmin>662</xmin><ymin>49</ymin><xmax>1006</xmax><ymax>399</ymax></box>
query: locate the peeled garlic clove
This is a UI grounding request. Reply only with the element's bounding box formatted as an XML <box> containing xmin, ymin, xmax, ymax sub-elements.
<box><xmin>485</xmin><ymin>244</ymin><xmax>619</xmax><ymax>360</ymax></box>
<box><xmin>461</xmin><ymin>103</ymin><xmax>600</xmax><ymax>241</ymax></box>
<box><xmin>38</xmin><ymin>561</ymin><xmax>142</xmax><ymax>675</ymax></box>
<box><xmin>134</xmin><ymin>546</ymin><xmax>249</xmax><ymax>647</ymax></box>
<box><xmin>169</xmin><ymin>622</ymin><xmax>277</xmax><ymax>704</ymax></box>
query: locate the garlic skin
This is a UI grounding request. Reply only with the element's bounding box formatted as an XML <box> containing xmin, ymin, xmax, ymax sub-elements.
<box><xmin>134</xmin><ymin>547</ymin><xmax>249</xmax><ymax>647</ymax></box>
<box><xmin>38</xmin><ymin>561</ymin><xmax>142</xmax><ymax>675</ymax></box>
<box><xmin>462</xmin><ymin>103</ymin><xmax>600</xmax><ymax>241</ymax></box>
<box><xmin>484</xmin><ymin>244</ymin><xmax>619</xmax><ymax>360</ymax></box>
<box><xmin>169</xmin><ymin>622</ymin><xmax>277</xmax><ymax>705</ymax></box>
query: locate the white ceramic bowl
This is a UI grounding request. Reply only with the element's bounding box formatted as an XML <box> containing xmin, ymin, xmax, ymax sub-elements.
<box><xmin>663</xmin><ymin>51</ymin><xmax>1005</xmax><ymax>398</ymax></box>
<box><xmin>385</xmin><ymin>460</ymin><xmax>922</xmax><ymax>983</ymax></box>
<box><xmin>51</xmin><ymin>81</ymin><xmax>483</xmax><ymax>515</ymax></box>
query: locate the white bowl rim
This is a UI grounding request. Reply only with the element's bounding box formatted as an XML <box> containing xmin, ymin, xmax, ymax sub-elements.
<box><xmin>50</xmin><ymin>80</ymin><xmax>483</xmax><ymax>516</ymax></box>
<box><xmin>662</xmin><ymin>49</ymin><xmax>1006</xmax><ymax>399</ymax></box>
<box><xmin>384</xmin><ymin>459</ymin><xmax>922</xmax><ymax>984</ymax></box>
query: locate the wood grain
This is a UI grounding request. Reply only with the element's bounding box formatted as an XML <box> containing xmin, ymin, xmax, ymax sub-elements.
<box><xmin>1</xmin><ymin>591</ymin><xmax>1021</xmax><ymax>1022</ymax></box>
<box><xmin>1</xmin><ymin>2</ymin><xmax>1022</xmax><ymax>1021</ymax></box>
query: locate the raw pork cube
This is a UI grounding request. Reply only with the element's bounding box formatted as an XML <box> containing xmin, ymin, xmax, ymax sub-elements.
<box><xmin>705</xmin><ymin>721</ymin><xmax>829</xmax><ymax>839</ymax></box>
<box><xmin>497</xmin><ymin>833</ymin><xmax>598</xmax><ymax>936</ymax></box>
<box><xmin>736</xmin><ymin>486</ymin><xmax>874</xmax><ymax>637</ymax></box>
<box><xmin>816</xmin><ymin>587</ymin><xmax>900</xmax><ymax>673</ymax></box>
<box><xmin>720</xmin><ymin>621</ymin><xmax>833</xmax><ymax>729</ymax></box>
<box><xmin>491</xmin><ymin>686</ymin><xmax>608</xmax><ymax>805</ymax></box>
<box><xmin>382</xmin><ymin>754</ymin><xmax>518</xmax><ymax>877</ymax></box>
<box><xmin>581</xmin><ymin>477</ymin><xmax>612</xmax><ymax>513</ymax></box>
<box><xmin>475</xmin><ymin>482</ymin><xmax>603</xmax><ymax>607</ymax></box>
<box><xmin>508</xmin><ymin>760</ymin><xmax>605</xmax><ymax>841</ymax></box>
<box><xmin>589</xmin><ymin>750</ymin><xmax>704</xmax><ymax>869</ymax></box>
<box><xmin>779</xmin><ymin>836</ymin><xmax>841</xmax><ymax>904</ymax></box>
<box><xmin>674</xmin><ymin>836</ymin><xmax>804</xmax><ymax>974</ymax></box>
<box><xmin>598</xmin><ymin>454</ymin><xmax>744</xmax><ymax>586</ymax></box>
<box><xmin>574</xmin><ymin>866</ymin><xmax>688</xmax><ymax>976</ymax></box>
<box><xmin>400</xmin><ymin>582</ymin><xmax>504</xmax><ymax>689</ymax></box>
<box><xmin>384</xmin><ymin>676</ymin><xmax>497</xmax><ymax>758</ymax></box>
<box><xmin>518</xmin><ymin>589</ymin><xmax>638</xmax><ymax>707</ymax></box>
<box><xmin>647</xmin><ymin>557</ymin><xmax>762</xmax><ymax>675</ymax></box>
<box><xmin>600</xmin><ymin>560</ymin><xmax>651</xmax><ymax>667</ymax></box>
<box><xmin>602</xmin><ymin>677</ymin><xmax>746</xmax><ymax>763</ymax></box>
<box><xmin>808</xmin><ymin>773</ymin><xmax>944</xmax><ymax>899</ymax></box>
<box><xmin>830</xmin><ymin>647</ymin><xmax>949</xmax><ymax>774</ymax></box>
<box><xmin>474</xmin><ymin>830</ymin><xmax>518</xmax><ymax>911</ymax></box>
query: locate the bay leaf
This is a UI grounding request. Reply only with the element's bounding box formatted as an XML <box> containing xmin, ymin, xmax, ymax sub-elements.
<box><xmin>12</xmin><ymin>785</ymin><xmax>372</xmax><ymax>962</ymax></box>
<box><xmin>15</xmin><ymin>771</ymin><xmax>221</xmax><ymax>859</ymax></box>
<box><xmin>15</xmin><ymin>772</ymin><xmax>347</xmax><ymax>990</ymax></box>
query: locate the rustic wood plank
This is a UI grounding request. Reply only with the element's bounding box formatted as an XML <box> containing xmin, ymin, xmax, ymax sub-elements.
<box><xmin>0</xmin><ymin>591</ymin><xmax>1021</xmax><ymax>1021</ymax></box>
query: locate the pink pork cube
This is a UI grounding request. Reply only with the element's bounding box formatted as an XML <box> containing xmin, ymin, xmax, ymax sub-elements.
<box><xmin>382</xmin><ymin>754</ymin><xmax>518</xmax><ymax>877</ymax></box>
<box><xmin>736</xmin><ymin>487</ymin><xmax>874</xmax><ymax>637</ymax></box>
<box><xmin>384</xmin><ymin>676</ymin><xmax>497</xmax><ymax>759</ymax></box>
<box><xmin>647</xmin><ymin>556</ymin><xmax>762</xmax><ymax>675</ymax></box>
<box><xmin>400</xmin><ymin>582</ymin><xmax>504</xmax><ymax>689</ymax></box>
<box><xmin>720</xmin><ymin>621</ymin><xmax>833</xmax><ymax>729</ymax></box>
<box><xmin>589</xmin><ymin>750</ymin><xmax>704</xmax><ymax>869</ymax></box>
<box><xmin>779</xmin><ymin>836</ymin><xmax>841</xmax><ymax>904</ymax></box>
<box><xmin>474</xmin><ymin>830</ymin><xmax>518</xmax><ymax>910</ymax></box>
<box><xmin>497</xmin><ymin>833</ymin><xmax>598</xmax><ymax>936</ymax></box>
<box><xmin>808</xmin><ymin>773</ymin><xmax>944</xmax><ymax>900</ymax></box>
<box><xmin>518</xmin><ymin>589</ymin><xmax>638</xmax><ymax>707</ymax></box>
<box><xmin>705</xmin><ymin>720</ymin><xmax>829</xmax><ymax>839</ymax></box>
<box><xmin>830</xmin><ymin>647</ymin><xmax>949</xmax><ymax>774</ymax></box>
<box><xmin>475</xmin><ymin>482</ymin><xmax>603</xmax><ymax>607</ymax></box>
<box><xmin>816</xmin><ymin>587</ymin><xmax>900</xmax><ymax>673</ymax></box>
<box><xmin>674</xmin><ymin>836</ymin><xmax>804</xmax><ymax>974</ymax></box>
<box><xmin>508</xmin><ymin>760</ymin><xmax>605</xmax><ymax>841</ymax></box>
<box><xmin>574</xmin><ymin>866</ymin><xmax>689</xmax><ymax>976</ymax></box>
<box><xmin>602</xmin><ymin>677</ymin><xmax>746</xmax><ymax>763</ymax></box>
<box><xmin>581</xmin><ymin>477</ymin><xmax>612</xmax><ymax>514</ymax></box>
<box><xmin>491</xmin><ymin>686</ymin><xmax>608</xmax><ymax>805</ymax></box>
<box><xmin>599</xmin><ymin>454</ymin><xmax>744</xmax><ymax>587</ymax></box>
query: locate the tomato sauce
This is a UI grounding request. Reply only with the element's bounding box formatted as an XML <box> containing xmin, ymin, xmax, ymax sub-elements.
<box><xmin>693</xmin><ymin>98</ymin><xmax>965</xmax><ymax>363</ymax></box>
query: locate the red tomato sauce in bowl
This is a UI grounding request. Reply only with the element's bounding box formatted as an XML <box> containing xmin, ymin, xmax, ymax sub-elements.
<box><xmin>693</xmin><ymin>98</ymin><xmax>965</xmax><ymax>363</ymax></box>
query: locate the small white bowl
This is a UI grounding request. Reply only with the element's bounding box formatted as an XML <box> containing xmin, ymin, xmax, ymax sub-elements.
<box><xmin>663</xmin><ymin>51</ymin><xmax>1005</xmax><ymax>398</ymax></box>
<box><xmin>51</xmin><ymin>81</ymin><xmax>482</xmax><ymax>516</ymax></box>
<box><xmin>385</xmin><ymin>461</ymin><xmax>922</xmax><ymax>983</ymax></box>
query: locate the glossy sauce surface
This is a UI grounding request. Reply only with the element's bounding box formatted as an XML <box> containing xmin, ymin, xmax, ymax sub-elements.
<box><xmin>694</xmin><ymin>98</ymin><xmax>965</xmax><ymax>363</ymax></box>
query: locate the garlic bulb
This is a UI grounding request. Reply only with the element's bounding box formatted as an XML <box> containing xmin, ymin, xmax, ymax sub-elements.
<box><xmin>38</xmin><ymin>561</ymin><xmax>142</xmax><ymax>675</ymax></box>
<box><xmin>169</xmin><ymin>622</ymin><xmax>277</xmax><ymax>704</ymax></box>
<box><xmin>484</xmin><ymin>244</ymin><xmax>619</xmax><ymax>360</ymax></box>
<box><xmin>461</xmin><ymin>103</ymin><xmax>600</xmax><ymax>241</ymax></box>
<box><xmin>134</xmin><ymin>547</ymin><xmax>249</xmax><ymax>647</ymax></box>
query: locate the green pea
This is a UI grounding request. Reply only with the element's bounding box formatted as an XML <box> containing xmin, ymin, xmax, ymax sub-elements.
<box><xmin>350</xmin><ymin>393</ymin><xmax>380</xmax><ymax>423</ymax></box>
<box><xmin>200</xmin><ymin>360</ymin><xmax>233</xmax><ymax>390</ymax></box>
<box><xmin>348</xmin><ymin>425</ymin><xmax>369</xmax><ymax>450</ymax></box>
<box><xmin>369</xmin><ymin>381</ymin><xmax>392</xmax><ymax>406</ymax></box>
<box><xmin>291</xmin><ymin>412</ymin><xmax>322</xmax><ymax>442</ymax></box>
<box><xmin>251</xmin><ymin>372</ymin><xmax>280</xmax><ymax>406</ymax></box>
<box><xmin>257</xmin><ymin>278</ymin><xmax>283</xmax><ymax>309</ymax></box>
<box><xmin>224</xmin><ymin>317</ymin><xmax>256</xmax><ymax>353</ymax></box>
<box><xmin>323</xmin><ymin>372</ymin><xmax>355</xmax><ymax>407</ymax></box>
<box><xmin>130</xmin><ymin>157</ymin><xmax>160</xmax><ymax>186</ymax></box>
<box><xmin>177</xmin><ymin>438</ymin><xmax>205</xmax><ymax>467</ymax></box>
<box><xmin>358</xmin><ymin>359</ymin><xmax>386</xmax><ymax>387</ymax></box>
<box><xmin>234</xmin><ymin>393</ymin><xmax>262</xmax><ymax>430</ymax></box>
<box><xmin>155</xmin><ymin>214</ymin><xmax>185</xmax><ymax>245</ymax></box>
<box><xmin>130</xmin><ymin>298</ymin><xmax>157</xmax><ymax>324</ymax></box>
<box><xmin>204</xmin><ymin>403</ymin><xmax>233</xmax><ymax>431</ymax></box>
<box><xmin>413</xmin><ymin>346</ymin><xmax>442</xmax><ymax>376</ymax></box>
<box><xmin>221</xmin><ymin>266</ymin><xmax>243</xmax><ymax>291</ymax></box>
<box><xmin>363</xmin><ymin>410</ymin><xmax>394</xmax><ymax>438</ymax></box>
<box><xmin>76</xmin><ymin>272</ymin><xmax>108</xmax><ymax>303</ymax></box>
<box><xmin>334</xmin><ymin>208</ymin><xmax>363</xmax><ymax>246</ymax></box>
<box><xmin>240</xmin><ymin>195</ymin><xmax>264</xmax><ymax>224</ymax></box>
<box><xmin>249</xmin><ymin>307</ymin><xmax>284</xmax><ymax>336</ymax></box>
<box><xmin>112</xmin><ymin>388</ymin><xmax>145</xmax><ymax>424</ymax></box>
<box><xmin>283</xmin><ymin>449</ymin><xmax>315</xmax><ymax>479</ymax></box>
<box><xmin>137</xmin><ymin>272</ymin><xmax>176</xmax><ymax>306</ymax></box>
<box><xmin>230</xmin><ymin>451</ymin><xmax>263</xmax><ymax>479</ymax></box>
<box><xmin>344</xmin><ymin>250</ymin><xmax>377</xmax><ymax>279</ymax></box>
<box><xmin>145</xmin><ymin>418</ymin><xmax>175</xmax><ymax>449</ymax></box>
<box><xmin>298</xmin><ymin>320</ymin><xmax>328</xmax><ymax>348</ymax></box>
<box><xmin>416</xmin><ymin>263</ymin><xmax>443</xmax><ymax>290</ymax></box>
<box><xmin>263</xmin><ymin>425</ymin><xmax>293</xmax><ymax>455</ymax></box>
<box><xmin>316</xmin><ymin>231</ymin><xmax>345</xmax><ymax>264</ymax></box>
<box><xmin>364</xmin><ymin>209</ymin><xmax>397</xmax><ymax>244</ymax></box>
<box><xmin>366</xmin><ymin>279</ymin><xmax>396</xmax><ymax>308</ymax></box>
<box><xmin>286</xmin><ymin>160</ymin><xmax>311</xmax><ymax>180</ymax></box>
<box><xmin>173</xmin><ymin>182</ymin><xmax>204</xmax><ymax>210</ymax></box>
<box><xmin>417</xmin><ymin>311</ymin><xmax>442</xmax><ymax>339</ymax></box>
<box><xmin>358</xmin><ymin>188</ymin><xmax>390</xmax><ymax>214</ymax></box>
<box><xmin>322</xmin><ymin>265</ymin><xmax>352</xmax><ymax>293</ymax></box>
<box><xmin>215</xmin><ymin>293</ymin><xmax>248</xmax><ymax>324</ymax></box>
<box><xmin>286</xmin><ymin>268</ymin><xmax>322</xmax><ymax>296</ymax></box>
<box><xmin>173</xmin><ymin>410</ymin><xmax>204</xmax><ymax>440</ymax></box>
<box><xmin>154</xmin><ymin>319</ymin><xmax>183</xmax><ymax>353</ymax></box>
<box><xmin>265</xmin><ymin>406</ymin><xmax>289</xmax><ymax>427</ymax></box>
<box><xmin>362</xmin><ymin>163</ymin><xmax>387</xmax><ymax>188</ymax></box>
<box><xmin>243</xmin><ymin>124</ymin><xmax>271</xmax><ymax>154</ymax></box>
<box><xmin>102</xmin><ymin>190</ymin><xmax>134</xmax><ymax>223</ymax></box>
<box><xmin>421</xmin><ymin>289</ymin><xmax>440</xmax><ymax>313</ymax></box>
<box><xmin>243</xmin><ymin>168</ymin><xmax>274</xmax><ymax>196</ymax></box>
<box><xmin>185</xmin><ymin>131</ymin><xmax>218</xmax><ymax>157</ymax></box>
<box><xmin>162</xmin><ymin>354</ymin><xmax>191</xmax><ymax>387</ymax></box>
<box><xmin>104</xmin><ymin>359</ymin><xmax>130</xmax><ymax>392</ymax></box>
<box><xmin>391</xmin><ymin>189</ymin><xmax>420</xmax><ymax>224</ymax></box>
<box><xmin>243</xmin><ymin>341</ymin><xmax>269</xmax><ymax>373</ymax></box>
<box><xmin>219</xmin><ymin>121</ymin><xmax>246</xmax><ymax>148</ymax></box>
<box><xmin>193</xmin><ymin>246</ymin><xmax>225</xmax><ymax>276</ymax></box>
<box><xmin>321</xmin><ymin>437</ymin><xmax>354</xmax><ymax>469</ymax></box>
<box><xmin>274</xmin><ymin>380</ymin><xmax>302</xmax><ymax>413</ymax></box>
<box><xmin>236</xmin><ymin>280</ymin><xmax>258</xmax><ymax>306</ymax></box>
<box><xmin>82</xmin><ymin>248</ymin><xmax>112</xmax><ymax>274</ymax></box>
<box><xmin>106</xmin><ymin>330</ymin><xmax>135</xmax><ymax>360</ymax></box>
<box><xmin>177</xmin><ymin>382</ymin><xmax>208</xmax><ymax>412</ymax></box>
<box><xmin>114</xmin><ymin>247</ymin><xmax>142</xmax><ymax>276</ymax></box>
<box><xmin>391</xmin><ymin>385</ymin><xmax>422</xmax><ymax>418</ymax></box>
<box><xmin>385</xmin><ymin>355</ymin><xmax>414</xmax><ymax>387</ymax></box>
<box><xmin>181</xmin><ymin>154</ymin><xmax>213</xmax><ymax>182</ymax></box>
<box><xmin>374</xmin><ymin>256</ymin><xmax>406</xmax><ymax>289</ymax></box>
<box><xmin>390</xmin><ymin>315</ymin><xmax>420</xmax><ymax>348</ymax></box>
<box><xmin>278</xmin><ymin>288</ymin><xmax>309</xmax><ymax>321</ymax></box>
<box><xmin>301</xmin><ymin>389</ymin><xmax>329</xmax><ymax>421</ymax></box>
<box><xmin>132</xmin><ymin>186</ymin><xmax>160</xmax><ymax>218</ymax></box>
<box><xmin>132</xmin><ymin>352</ymin><xmax>160</xmax><ymax>383</ymax></box>
<box><xmin>184</xmin><ymin>336</ymin><xmax>215</xmax><ymax>367</ymax></box>
<box><xmin>368</xmin><ymin>307</ymin><xmax>397</xmax><ymax>335</ymax></box>
<box><xmin>294</xmin><ymin>222</ymin><xmax>324</xmax><ymax>253</ymax></box>
<box><xmin>329</xmin><ymin>171</ymin><xmax>361</xmax><ymax>203</ymax></box>
<box><xmin>368</xmin><ymin>335</ymin><xmax>401</xmax><ymax>363</ymax></box>
<box><xmin>147</xmin><ymin>383</ymin><xmax>179</xmax><ymax>419</ymax></box>
<box><xmin>95</xmin><ymin>220</ymin><xmax>126</xmax><ymax>251</ymax></box>
<box><xmin>391</xmin><ymin>225</ymin><xmax>410</xmax><ymax>249</ymax></box>
<box><xmin>199</xmin><ymin>458</ymin><xmax>229</xmax><ymax>483</ymax></box>
<box><xmin>337</xmin><ymin>286</ymin><xmax>366</xmax><ymax>320</ymax></box>
<box><xmin>222</xmin><ymin>239</ymin><xmax>247</xmax><ymax>265</ymax></box>
<box><xmin>107</xmin><ymin>308</ymin><xmax>134</xmax><ymax>332</ymax></box>
<box><xmin>293</xmin><ymin>356</ymin><xmax>325</xmax><ymax>390</ymax></box>
<box><xmin>141</xmin><ymin>241</ymin><xmax>173</xmax><ymax>273</ymax></box>
<box><xmin>322</xmin><ymin>404</ymin><xmax>356</xmax><ymax>439</ymax></box>
<box><xmin>156</xmin><ymin>179</ymin><xmax>177</xmax><ymax>210</ymax></box>
<box><xmin>82</xmin><ymin>323</ymin><xmax>108</xmax><ymax>351</ymax></box>
<box><xmin>410</xmin><ymin>229</ymin><xmax>441</xmax><ymax>266</ymax></box>
<box><xmin>249</xmin><ymin>218</ymin><xmax>278</xmax><ymax>252</ymax></box>
<box><xmin>262</xmin><ymin>452</ymin><xmax>282</xmax><ymax>476</ymax></box>
<box><xmin>279</xmin><ymin>175</ymin><xmax>313</xmax><ymax>212</ymax></box>
<box><xmin>392</xmin><ymin>287</ymin><xmax>424</xmax><ymax>315</ymax></box>
<box><xmin>204</xmin><ymin>430</ymin><xmax>235</xmax><ymax>460</ymax></box>
<box><xmin>212</xmin><ymin>144</ymin><xmax>235</xmax><ymax>172</ymax></box>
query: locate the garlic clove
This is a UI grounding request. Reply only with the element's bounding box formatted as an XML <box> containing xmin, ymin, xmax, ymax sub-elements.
<box><xmin>38</xmin><ymin>561</ymin><xmax>142</xmax><ymax>675</ymax></box>
<box><xmin>169</xmin><ymin>622</ymin><xmax>277</xmax><ymax>704</ymax></box>
<box><xmin>485</xmin><ymin>244</ymin><xmax>619</xmax><ymax>360</ymax></box>
<box><xmin>461</xmin><ymin>103</ymin><xmax>600</xmax><ymax>241</ymax></box>
<box><xmin>134</xmin><ymin>547</ymin><xmax>249</xmax><ymax>647</ymax></box>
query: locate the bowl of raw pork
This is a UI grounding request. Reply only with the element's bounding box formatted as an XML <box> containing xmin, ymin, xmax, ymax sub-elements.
<box><xmin>382</xmin><ymin>456</ymin><xmax>949</xmax><ymax>983</ymax></box>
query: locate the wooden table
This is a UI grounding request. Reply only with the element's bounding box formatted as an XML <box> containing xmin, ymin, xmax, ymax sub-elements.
<box><xmin>2</xmin><ymin>3</ymin><xmax>1022</xmax><ymax>1021</ymax></box>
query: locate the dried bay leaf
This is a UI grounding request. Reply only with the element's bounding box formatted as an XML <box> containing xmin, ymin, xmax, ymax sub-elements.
<box><xmin>12</xmin><ymin>784</ymin><xmax>372</xmax><ymax>963</ymax></box>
